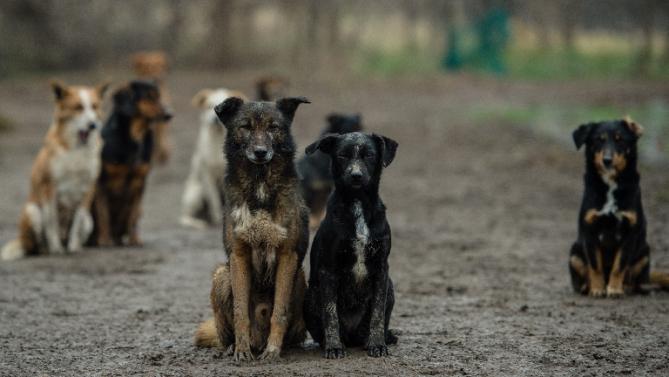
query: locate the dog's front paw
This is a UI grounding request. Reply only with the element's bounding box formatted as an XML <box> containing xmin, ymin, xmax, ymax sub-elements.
<box><xmin>588</xmin><ymin>287</ymin><xmax>606</xmax><ymax>298</ymax></box>
<box><xmin>606</xmin><ymin>286</ymin><xmax>625</xmax><ymax>298</ymax></box>
<box><xmin>259</xmin><ymin>344</ymin><xmax>281</xmax><ymax>361</ymax></box>
<box><xmin>67</xmin><ymin>237</ymin><xmax>82</xmax><ymax>253</ymax></box>
<box><xmin>323</xmin><ymin>345</ymin><xmax>346</xmax><ymax>359</ymax></box>
<box><xmin>366</xmin><ymin>343</ymin><xmax>389</xmax><ymax>358</ymax></box>
<box><xmin>233</xmin><ymin>347</ymin><xmax>254</xmax><ymax>362</ymax></box>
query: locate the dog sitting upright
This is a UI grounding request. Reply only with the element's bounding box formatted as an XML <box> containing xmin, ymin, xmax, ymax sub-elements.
<box><xmin>1</xmin><ymin>81</ymin><xmax>108</xmax><ymax>261</ymax></box>
<box><xmin>194</xmin><ymin>96</ymin><xmax>310</xmax><ymax>361</ymax></box>
<box><xmin>298</xmin><ymin>113</ymin><xmax>363</xmax><ymax>229</ymax></box>
<box><xmin>89</xmin><ymin>81</ymin><xmax>171</xmax><ymax>247</ymax></box>
<box><xmin>569</xmin><ymin>118</ymin><xmax>669</xmax><ymax>297</ymax></box>
<box><xmin>303</xmin><ymin>132</ymin><xmax>399</xmax><ymax>358</ymax></box>
<box><xmin>180</xmin><ymin>88</ymin><xmax>249</xmax><ymax>228</ymax></box>
<box><xmin>131</xmin><ymin>50</ymin><xmax>172</xmax><ymax>165</ymax></box>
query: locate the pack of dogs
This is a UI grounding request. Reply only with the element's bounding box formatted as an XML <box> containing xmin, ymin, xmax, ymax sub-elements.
<box><xmin>1</xmin><ymin>53</ymin><xmax>669</xmax><ymax>362</ymax></box>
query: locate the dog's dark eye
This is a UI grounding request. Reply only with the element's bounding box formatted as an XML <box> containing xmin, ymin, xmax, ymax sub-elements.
<box><xmin>75</xmin><ymin>104</ymin><xmax>84</xmax><ymax>111</ymax></box>
<box><xmin>337</xmin><ymin>155</ymin><xmax>348</xmax><ymax>162</ymax></box>
<box><xmin>269</xmin><ymin>124</ymin><xmax>281</xmax><ymax>132</ymax></box>
<box><xmin>92</xmin><ymin>103</ymin><xmax>100</xmax><ymax>110</ymax></box>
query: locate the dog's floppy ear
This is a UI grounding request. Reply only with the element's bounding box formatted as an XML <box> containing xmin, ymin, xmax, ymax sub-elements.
<box><xmin>191</xmin><ymin>89</ymin><xmax>212</xmax><ymax>109</ymax></box>
<box><xmin>113</xmin><ymin>86</ymin><xmax>135</xmax><ymax>116</ymax></box>
<box><xmin>306</xmin><ymin>133</ymin><xmax>339</xmax><ymax>155</ymax></box>
<box><xmin>50</xmin><ymin>80</ymin><xmax>68</xmax><ymax>101</ymax></box>
<box><xmin>623</xmin><ymin>116</ymin><xmax>644</xmax><ymax>138</ymax></box>
<box><xmin>214</xmin><ymin>97</ymin><xmax>244</xmax><ymax>127</ymax></box>
<box><xmin>276</xmin><ymin>96</ymin><xmax>310</xmax><ymax>123</ymax></box>
<box><xmin>373</xmin><ymin>134</ymin><xmax>398</xmax><ymax>168</ymax></box>
<box><xmin>572</xmin><ymin>122</ymin><xmax>595</xmax><ymax>150</ymax></box>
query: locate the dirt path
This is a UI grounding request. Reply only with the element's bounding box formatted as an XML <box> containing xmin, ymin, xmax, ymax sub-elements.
<box><xmin>1</xmin><ymin>72</ymin><xmax>668</xmax><ymax>376</ymax></box>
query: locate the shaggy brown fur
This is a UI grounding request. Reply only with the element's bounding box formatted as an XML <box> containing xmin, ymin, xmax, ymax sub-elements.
<box><xmin>194</xmin><ymin>96</ymin><xmax>310</xmax><ymax>361</ymax></box>
<box><xmin>255</xmin><ymin>76</ymin><xmax>289</xmax><ymax>101</ymax></box>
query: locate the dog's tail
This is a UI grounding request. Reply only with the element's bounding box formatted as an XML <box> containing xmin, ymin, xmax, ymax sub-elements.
<box><xmin>194</xmin><ymin>318</ymin><xmax>220</xmax><ymax>348</ymax></box>
<box><xmin>650</xmin><ymin>271</ymin><xmax>669</xmax><ymax>289</ymax></box>
<box><xmin>1</xmin><ymin>240</ymin><xmax>26</xmax><ymax>261</ymax></box>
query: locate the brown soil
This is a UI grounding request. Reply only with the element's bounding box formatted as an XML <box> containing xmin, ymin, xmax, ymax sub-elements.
<box><xmin>1</xmin><ymin>71</ymin><xmax>669</xmax><ymax>376</ymax></box>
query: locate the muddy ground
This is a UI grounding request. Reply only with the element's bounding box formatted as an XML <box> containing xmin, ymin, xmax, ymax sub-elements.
<box><xmin>1</xmin><ymin>71</ymin><xmax>669</xmax><ymax>376</ymax></box>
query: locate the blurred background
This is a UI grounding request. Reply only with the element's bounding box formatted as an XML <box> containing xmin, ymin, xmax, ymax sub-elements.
<box><xmin>0</xmin><ymin>0</ymin><xmax>669</xmax><ymax>161</ymax></box>
<box><xmin>2</xmin><ymin>0</ymin><xmax>669</xmax><ymax>79</ymax></box>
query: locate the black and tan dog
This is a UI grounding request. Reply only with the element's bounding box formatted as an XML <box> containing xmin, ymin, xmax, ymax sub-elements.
<box><xmin>569</xmin><ymin>118</ymin><xmax>669</xmax><ymax>297</ymax></box>
<box><xmin>194</xmin><ymin>96</ymin><xmax>310</xmax><ymax>361</ymax></box>
<box><xmin>89</xmin><ymin>81</ymin><xmax>171</xmax><ymax>246</ymax></box>
<box><xmin>298</xmin><ymin>113</ymin><xmax>363</xmax><ymax>229</ymax></box>
<box><xmin>303</xmin><ymin>132</ymin><xmax>398</xmax><ymax>358</ymax></box>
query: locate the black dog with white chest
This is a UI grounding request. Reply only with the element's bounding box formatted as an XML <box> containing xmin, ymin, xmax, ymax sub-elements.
<box><xmin>303</xmin><ymin>132</ymin><xmax>398</xmax><ymax>358</ymax></box>
<box><xmin>569</xmin><ymin>118</ymin><xmax>651</xmax><ymax>297</ymax></box>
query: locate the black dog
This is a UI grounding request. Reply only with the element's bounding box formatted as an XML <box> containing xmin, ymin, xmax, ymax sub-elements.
<box><xmin>297</xmin><ymin>113</ymin><xmax>363</xmax><ymax>228</ymax></box>
<box><xmin>303</xmin><ymin>132</ymin><xmax>398</xmax><ymax>358</ymax></box>
<box><xmin>568</xmin><ymin>118</ymin><xmax>656</xmax><ymax>297</ymax></box>
<box><xmin>90</xmin><ymin>80</ymin><xmax>171</xmax><ymax>246</ymax></box>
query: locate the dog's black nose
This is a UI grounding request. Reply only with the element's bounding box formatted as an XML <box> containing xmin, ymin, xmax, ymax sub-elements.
<box><xmin>88</xmin><ymin>122</ymin><xmax>97</xmax><ymax>130</ymax></box>
<box><xmin>603</xmin><ymin>156</ymin><xmax>613</xmax><ymax>167</ymax></box>
<box><xmin>350</xmin><ymin>171</ymin><xmax>363</xmax><ymax>182</ymax></box>
<box><xmin>254</xmin><ymin>147</ymin><xmax>268</xmax><ymax>159</ymax></box>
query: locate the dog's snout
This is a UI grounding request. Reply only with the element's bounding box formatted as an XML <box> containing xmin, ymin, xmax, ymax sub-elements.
<box><xmin>162</xmin><ymin>109</ymin><xmax>173</xmax><ymax>122</ymax></box>
<box><xmin>602</xmin><ymin>156</ymin><xmax>613</xmax><ymax>167</ymax></box>
<box><xmin>350</xmin><ymin>170</ymin><xmax>363</xmax><ymax>181</ymax></box>
<box><xmin>254</xmin><ymin>146</ymin><xmax>268</xmax><ymax>159</ymax></box>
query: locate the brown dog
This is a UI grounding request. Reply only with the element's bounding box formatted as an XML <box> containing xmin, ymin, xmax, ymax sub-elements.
<box><xmin>131</xmin><ymin>50</ymin><xmax>172</xmax><ymax>165</ymax></box>
<box><xmin>89</xmin><ymin>81</ymin><xmax>171</xmax><ymax>247</ymax></box>
<box><xmin>1</xmin><ymin>81</ymin><xmax>108</xmax><ymax>260</ymax></box>
<box><xmin>194</xmin><ymin>96</ymin><xmax>310</xmax><ymax>361</ymax></box>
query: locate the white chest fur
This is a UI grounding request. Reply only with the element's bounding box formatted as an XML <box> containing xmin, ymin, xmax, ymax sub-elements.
<box><xmin>51</xmin><ymin>141</ymin><xmax>101</xmax><ymax>208</ymax></box>
<box><xmin>598</xmin><ymin>173</ymin><xmax>619</xmax><ymax>217</ymax></box>
<box><xmin>352</xmin><ymin>200</ymin><xmax>369</xmax><ymax>283</ymax></box>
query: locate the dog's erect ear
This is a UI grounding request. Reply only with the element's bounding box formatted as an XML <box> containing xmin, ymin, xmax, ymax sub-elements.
<box><xmin>373</xmin><ymin>134</ymin><xmax>398</xmax><ymax>168</ymax></box>
<box><xmin>306</xmin><ymin>133</ymin><xmax>339</xmax><ymax>155</ymax></box>
<box><xmin>326</xmin><ymin>113</ymin><xmax>342</xmax><ymax>126</ymax></box>
<box><xmin>191</xmin><ymin>89</ymin><xmax>212</xmax><ymax>109</ymax></box>
<box><xmin>96</xmin><ymin>81</ymin><xmax>111</xmax><ymax>98</ymax></box>
<box><xmin>113</xmin><ymin>86</ymin><xmax>135</xmax><ymax>116</ymax></box>
<box><xmin>50</xmin><ymin>80</ymin><xmax>68</xmax><ymax>101</ymax></box>
<box><xmin>214</xmin><ymin>97</ymin><xmax>244</xmax><ymax>127</ymax></box>
<box><xmin>572</xmin><ymin>123</ymin><xmax>595</xmax><ymax>150</ymax></box>
<box><xmin>276</xmin><ymin>97</ymin><xmax>310</xmax><ymax>123</ymax></box>
<box><xmin>623</xmin><ymin>116</ymin><xmax>644</xmax><ymax>138</ymax></box>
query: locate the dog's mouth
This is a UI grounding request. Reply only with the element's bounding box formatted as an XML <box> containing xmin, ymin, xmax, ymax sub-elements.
<box><xmin>78</xmin><ymin>129</ymin><xmax>91</xmax><ymax>144</ymax></box>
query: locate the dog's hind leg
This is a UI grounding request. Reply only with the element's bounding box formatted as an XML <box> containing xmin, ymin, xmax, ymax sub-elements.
<box><xmin>569</xmin><ymin>242</ymin><xmax>588</xmax><ymax>294</ymax></box>
<box><xmin>195</xmin><ymin>264</ymin><xmax>234</xmax><ymax>350</ymax></box>
<box><xmin>1</xmin><ymin>204</ymin><xmax>41</xmax><ymax>261</ymax></box>
<box><xmin>384</xmin><ymin>278</ymin><xmax>398</xmax><ymax>345</ymax></box>
<box><xmin>201</xmin><ymin>169</ymin><xmax>223</xmax><ymax>225</ymax></box>
<box><xmin>180</xmin><ymin>172</ymin><xmax>208</xmax><ymax>228</ymax></box>
<box><xmin>284</xmin><ymin>268</ymin><xmax>307</xmax><ymax>347</ymax></box>
<box><xmin>303</xmin><ymin>283</ymin><xmax>324</xmax><ymax>346</ymax></box>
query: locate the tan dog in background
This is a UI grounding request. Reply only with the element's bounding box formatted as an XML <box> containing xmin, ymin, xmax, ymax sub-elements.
<box><xmin>131</xmin><ymin>50</ymin><xmax>172</xmax><ymax>165</ymax></box>
<box><xmin>180</xmin><ymin>88</ymin><xmax>248</xmax><ymax>228</ymax></box>
<box><xmin>1</xmin><ymin>81</ymin><xmax>108</xmax><ymax>261</ymax></box>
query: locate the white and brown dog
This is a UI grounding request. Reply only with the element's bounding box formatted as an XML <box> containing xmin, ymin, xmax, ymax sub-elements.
<box><xmin>180</xmin><ymin>88</ymin><xmax>248</xmax><ymax>228</ymax></box>
<box><xmin>1</xmin><ymin>81</ymin><xmax>108</xmax><ymax>261</ymax></box>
